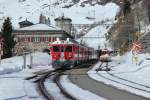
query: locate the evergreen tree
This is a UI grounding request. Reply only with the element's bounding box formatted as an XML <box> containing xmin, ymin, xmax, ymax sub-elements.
<box><xmin>1</xmin><ymin>17</ymin><xmax>16</xmax><ymax>58</ymax></box>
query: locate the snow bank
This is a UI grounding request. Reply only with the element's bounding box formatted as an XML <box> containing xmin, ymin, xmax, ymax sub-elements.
<box><xmin>0</xmin><ymin>52</ymin><xmax>51</xmax><ymax>75</ymax></box>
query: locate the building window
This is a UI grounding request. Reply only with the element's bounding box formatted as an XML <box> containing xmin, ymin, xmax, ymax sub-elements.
<box><xmin>22</xmin><ymin>37</ymin><xmax>25</xmax><ymax>42</ymax></box>
<box><xmin>42</xmin><ymin>37</ymin><xmax>45</xmax><ymax>42</ymax></box>
<box><xmin>37</xmin><ymin>37</ymin><xmax>40</xmax><ymax>42</ymax></box>
<box><xmin>25</xmin><ymin>37</ymin><xmax>28</xmax><ymax>42</ymax></box>
<box><xmin>28</xmin><ymin>37</ymin><xmax>30</xmax><ymax>42</ymax></box>
<box><xmin>40</xmin><ymin>37</ymin><xmax>45</xmax><ymax>42</ymax></box>
<box><xmin>51</xmin><ymin>37</ymin><xmax>53</xmax><ymax>42</ymax></box>
<box><xmin>33</xmin><ymin>37</ymin><xmax>40</xmax><ymax>42</ymax></box>
<box><xmin>31</xmin><ymin>37</ymin><xmax>34</xmax><ymax>42</ymax></box>
<box><xmin>49</xmin><ymin>37</ymin><xmax>51</xmax><ymax>42</ymax></box>
<box><xmin>53</xmin><ymin>37</ymin><xmax>56</xmax><ymax>41</ymax></box>
<box><xmin>45</xmin><ymin>37</ymin><xmax>49</xmax><ymax>42</ymax></box>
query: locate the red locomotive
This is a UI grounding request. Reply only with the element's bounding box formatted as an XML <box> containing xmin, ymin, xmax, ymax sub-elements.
<box><xmin>49</xmin><ymin>38</ymin><xmax>97</xmax><ymax>69</ymax></box>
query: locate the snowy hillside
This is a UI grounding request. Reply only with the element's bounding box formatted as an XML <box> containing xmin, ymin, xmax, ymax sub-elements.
<box><xmin>0</xmin><ymin>0</ymin><xmax>120</xmax><ymax>28</ymax></box>
<box><xmin>77</xmin><ymin>21</ymin><xmax>115</xmax><ymax>50</ymax></box>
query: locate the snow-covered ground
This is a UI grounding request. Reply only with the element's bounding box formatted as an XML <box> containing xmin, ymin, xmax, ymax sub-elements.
<box><xmin>0</xmin><ymin>52</ymin><xmax>106</xmax><ymax>100</ymax></box>
<box><xmin>0</xmin><ymin>52</ymin><xmax>52</xmax><ymax>75</ymax></box>
<box><xmin>60</xmin><ymin>75</ymin><xmax>106</xmax><ymax>100</ymax></box>
<box><xmin>44</xmin><ymin>75</ymin><xmax>107</xmax><ymax>100</ymax></box>
<box><xmin>0</xmin><ymin>52</ymin><xmax>53</xmax><ymax>100</ymax></box>
<box><xmin>88</xmin><ymin>52</ymin><xmax>150</xmax><ymax>99</ymax></box>
<box><xmin>1</xmin><ymin>51</ymin><xmax>150</xmax><ymax>99</ymax></box>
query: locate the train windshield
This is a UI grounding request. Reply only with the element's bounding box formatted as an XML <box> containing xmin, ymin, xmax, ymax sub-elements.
<box><xmin>65</xmin><ymin>46</ymin><xmax>72</xmax><ymax>52</ymax></box>
<box><xmin>53</xmin><ymin>46</ymin><xmax>60</xmax><ymax>52</ymax></box>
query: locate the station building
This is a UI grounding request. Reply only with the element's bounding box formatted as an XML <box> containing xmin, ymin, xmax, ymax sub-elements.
<box><xmin>13</xmin><ymin>17</ymin><xmax>73</xmax><ymax>55</ymax></box>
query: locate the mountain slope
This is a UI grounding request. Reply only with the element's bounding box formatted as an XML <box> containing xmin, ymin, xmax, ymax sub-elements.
<box><xmin>0</xmin><ymin>0</ymin><xmax>120</xmax><ymax>28</ymax></box>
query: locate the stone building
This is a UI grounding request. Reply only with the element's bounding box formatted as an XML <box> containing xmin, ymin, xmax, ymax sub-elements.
<box><xmin>39</xmin><ymin>14</ymin><xmax>51</xmax><ymax>25</ymax></box>
<box><xmin>55</xmin><ymin>16</ymin><xmax>72</xmax><ymax>35</ymax></box>
<box><xmin>13</xmin><ymin>23</ymin><xmax>73</xmax><ymax>55</ymax></box>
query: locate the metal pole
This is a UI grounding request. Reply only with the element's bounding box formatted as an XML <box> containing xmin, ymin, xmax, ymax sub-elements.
<box><xmin>30</xmin><ymin>53</ymin><xmax>33</xmax><ymax>68</ymax></box>
<box><xmin>23</xmin><ymin>53</ymin><xmax>26</xmax><ymax>69</ymax></box>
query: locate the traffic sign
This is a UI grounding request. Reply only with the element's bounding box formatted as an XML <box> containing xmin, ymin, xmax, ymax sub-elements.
<box><xmin>132</xmin><ymin>42</ymin><xmax>143</xmax><ymax>54</ymax></box>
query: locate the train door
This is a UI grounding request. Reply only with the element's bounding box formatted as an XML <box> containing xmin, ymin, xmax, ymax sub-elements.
<box><xmin>60</xmin><ymin>45</ymin><xmax>65</xmax><ymax>62</ymax></box>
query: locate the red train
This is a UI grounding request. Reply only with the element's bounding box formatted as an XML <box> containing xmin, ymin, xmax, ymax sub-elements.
<box><xmin>49</xmin><ymin>38</ymin><xmax>97</xmax><ymax>69</ymax></box>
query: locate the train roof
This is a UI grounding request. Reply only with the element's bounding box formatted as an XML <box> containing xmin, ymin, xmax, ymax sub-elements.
<box><xmin>49</xmin><ymin>38</ymin><xmax>94</xmax><ymax>49</ymax></box>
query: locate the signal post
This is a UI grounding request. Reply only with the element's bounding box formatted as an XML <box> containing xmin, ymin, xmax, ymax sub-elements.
<box><xmin>131</xmin><ymin>42</ymin><xmax>143</xmax><ymax>65</ymax></box>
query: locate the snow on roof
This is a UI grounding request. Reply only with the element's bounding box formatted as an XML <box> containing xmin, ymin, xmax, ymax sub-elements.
<box><xmin>19</xmin><ymin>19</ymin><xmax>33</xmax><ymax>25</ymax></box>
<box><xmin>17</xmin><ymin>23</ymin><xmax>61</xmax><ymax>31</ymax></box>
<box><xmin>55</xmin><ymin>16</ymin><xmax>72</xmax><ymax>21</ymax></box>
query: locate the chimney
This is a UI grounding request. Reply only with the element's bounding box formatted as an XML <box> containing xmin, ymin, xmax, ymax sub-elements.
<box><xmin>39</xmin><ymin>14</ymin><xmax>46</xmax><ymax>24</ymax></box>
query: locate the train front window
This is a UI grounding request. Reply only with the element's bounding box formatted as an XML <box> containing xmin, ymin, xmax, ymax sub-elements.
<box><xmin>53</xmin><ymin>46</ymin><xmax>59</xmax><ymax>52</ymax></box>
<box><xmin>65</xmin><ymin>46</ymin><xmax>72</xmax><ymax>52</ymax></box>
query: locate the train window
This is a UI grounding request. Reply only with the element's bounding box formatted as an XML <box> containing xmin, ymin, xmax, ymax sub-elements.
<box><xmin>53</xmin><ymin>46</ymin><xmax>60</xmax><ymax>52</ymax></box>
<box><xmin>65</xmin><ymin>46</ymin><xmax>72</xmax><ymax>52</ymax></box>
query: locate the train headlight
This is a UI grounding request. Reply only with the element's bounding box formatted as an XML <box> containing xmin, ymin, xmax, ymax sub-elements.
<box><xmin>69</xmin><ymin>55</ymin><xmax>72</xmax><ymax>58</ymax></box>
<box><xmin>68</xmin><ymin>54</ymin><xmax>73</xmax><ymax>58</ymax></box>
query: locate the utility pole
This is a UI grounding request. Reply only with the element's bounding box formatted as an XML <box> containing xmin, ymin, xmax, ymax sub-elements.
<box><xmin>30</xmin><ymin>52</ymin><xmax>33</xmax><ymax>68</ymax></box>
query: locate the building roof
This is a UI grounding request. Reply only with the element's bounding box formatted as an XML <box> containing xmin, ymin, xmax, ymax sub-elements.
<box><xmin>55</xmin><ymin>16</ymin><xmax>72</xmax><ymax>21</ymax></box>
<box><xmin>16</xmin><ymin>23</ymin><xmax>62</xmax><ymax>31</ymax></box>
<box><xmin>19</xmin><ymin>19</ymin><xmax>34</xmax><ymax>25</ymax></box>
<box><xmin>13</xmin><ymin>23</ymin><xmax>74</xmax><ymax>39</ymax></box>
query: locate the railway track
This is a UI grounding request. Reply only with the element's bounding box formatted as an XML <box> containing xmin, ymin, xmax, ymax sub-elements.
<box><xmin>38</xmin><ymin>70</ymin><xmax>57</xmax><ymax>100</ymax></box>
<box><xmin>107</xmin><ymin>72</ymin><xmax>150</xmax><ymax>89</ymax></box>
<box><xmin>97</xmin><ymin>61</ymin><xmax>150</xmax><ymax>93</ymax></box>
<box><xmin>38</xmin><ymin>69</ymin><xmax>77</xmax><ymax>100</ymax></box>
<box><xmin>26</xmin><ymin>62</ymin><xmax>95</xmax><ymax>100</ymax></box>
<box><xmin>53</xmin><ymin>73</ymin><xmax>76</xmax><ymax>100</ymax></box>
<box><xmin>25</xmin><ymin>60</ymin><xmax>98</xmax><ymax>100</ymax></box>
<box><xmin>26</xmin><ymin>68</ymin><xmax>75</xmax><ymax>100</ymax></box>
